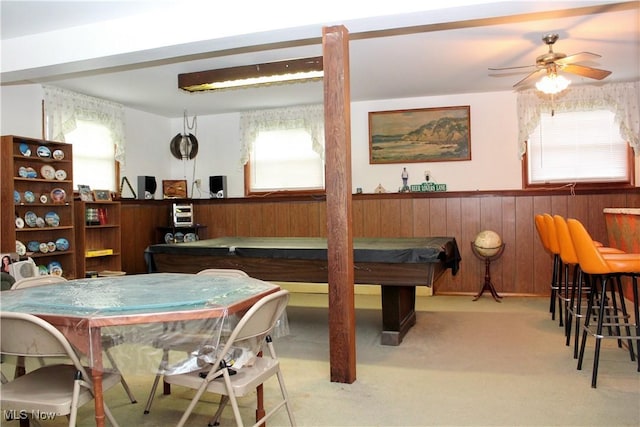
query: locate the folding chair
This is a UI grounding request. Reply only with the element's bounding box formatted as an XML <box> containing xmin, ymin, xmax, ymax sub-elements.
<box><xmin>163</xmin><ymin>289</ymin><xmax>295</xmax><ymax>427</ymax></box>
<box><xmin>143</xmin><ymin>268</ymin><xmax>250</xmax><ymax>414</ymax></box>
<box><xmin>0</xmin><ymin>312</ymin><xmax>121</xmax><ymax>427</ymax></box>
<box><xmin>10</xmin><ymin>275</ymin><xmax>137</xmax><ymax>404</ymax></box>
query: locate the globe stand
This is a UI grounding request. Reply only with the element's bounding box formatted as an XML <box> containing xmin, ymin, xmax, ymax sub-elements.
<box><xmin>470</xmin><ymin>242</ymin><xmax>505</xmax><ymax>302</ymax></box>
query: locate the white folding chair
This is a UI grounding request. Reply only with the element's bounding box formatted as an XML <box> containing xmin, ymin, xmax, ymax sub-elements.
<box><xmin>164</xmin><ymin>289</ymin><xmax>295</xmax><ymax>427</ymax></box>
<box><xmin>196</xmin><ymin>269</ymin><xmax>250</xmax><ymax>277</ymax></box>
<box><xmin>0</xmin><ymin>312</ymin><xmax>121</xmax><ymax>427</ymax></box>
<box><xmin>143</xmin><ymin>268</ymin><xmax>250</xmax><ymax>414</ymax></box>
<box><xmin>10</xmin><ymin>275</ymin><xmax>137</xmax><ymax>404</ymax></box>
<box><xmin>10</xmin><ymin>275</ymin><xmax>68</xmax><ymax>289</ymax></box>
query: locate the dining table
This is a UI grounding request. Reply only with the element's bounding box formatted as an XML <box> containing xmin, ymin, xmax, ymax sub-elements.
<box><xmin>0</xmin><ymin>272</ymin><xmax>281</xmax><ymax>427</ymax></box>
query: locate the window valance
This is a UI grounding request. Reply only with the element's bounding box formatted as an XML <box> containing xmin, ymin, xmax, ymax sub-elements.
<box><xmin>43</xmin><ymin>85</ymin><xmax>126</xmax><ymax>166</ymax></box>
<box><xmin>517</xmin><ymin>81</ymin><xmax>639</xmax><ymax>158</ymax></box>
<box><xmin>239</xmin><ymin>104</ymin><xmax>324</xmax><ymax>165</ymax></box>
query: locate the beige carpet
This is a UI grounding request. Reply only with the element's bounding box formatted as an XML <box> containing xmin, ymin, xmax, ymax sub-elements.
<box><xmin>3</xmin><ymin>293</ymin><xmax>639</xmax><ymax>426</ymax></box>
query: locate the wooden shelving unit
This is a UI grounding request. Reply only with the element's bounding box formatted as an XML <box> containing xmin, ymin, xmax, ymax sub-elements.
<box><xmin>1</xmin><ymin>135</ymin><xmax>77</xmax><ymax>279</ymax></box>
<box><xmin>74</xmin><ymin>200</ymin><xmax>122</xmax><ymax>277</ymax></box>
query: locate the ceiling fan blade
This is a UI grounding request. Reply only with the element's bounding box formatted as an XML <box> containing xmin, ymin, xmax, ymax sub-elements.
<box><xmin>560</xmin><ymin>63</ymin><xmax>611</xmax><ymax>80</ymax></box>
<box><xmin>488</xmin><ymin>64</ymin><xmax>536</xmax><ymax>71</ymax></box>
<box><xmin>555</xmin><ymin>51</ymin><xmax>601</xmax><ymax>66</ymax></box>
<box><xmin>513</xmin><ymin>69</ymin><xmax>546</xmax><ymax>88</ymax></box>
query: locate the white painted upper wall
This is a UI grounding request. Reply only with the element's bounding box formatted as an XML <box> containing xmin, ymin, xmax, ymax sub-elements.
<box><xmin>6</xmin><ymin>83</ymin><xmax>635</xmax><ymax>198</ymax></box>
<box><xmin>350</xmin><ymin>91</ymin><xmax>520</xmax><ymax>193</ymax></box>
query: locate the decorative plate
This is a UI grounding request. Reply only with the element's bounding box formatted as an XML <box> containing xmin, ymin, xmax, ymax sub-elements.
<box><xmin>39</xmin><ymin>242</ymin><xmax>49</xmax><ymax>253</ymax></box>
<box><xmin>25</xmin><ymin>167</ymin><xmax>37</xmax><ymax>179</ymax></box>
<box><xmin>15</xmin><ymin>217</ymin><xmax>24</xmax><ymax>229</ymax></box>
<box><xmin>24</xmin><ymin>190</ymin><xmax>35</xmax><ymax>203</ymax></box>
<box><xmin>39</xmin><ymin>193</ymin><xmax>49</xmax><ymax>203</ymax></box>
<box><xmin>14</xmin><ymin>190</ymin><xmax>21</xmax><ymax>203</ymax></box>
<box><xmin>55</xmin><ymin>169</ymin><xmax>67</xmax><ymax>180</ymax></box>
<box><xmin>52</xmin><ymin>149</ymin><xmax>64</xmax><ymax>160</ymax></box>
<box><xmin>19</xmin><ymin>143</ymin><xmax>31</xmax><ymax>156</ymax></box>
<box><xmin>50</xmin><ymin>188</ymin><xmax>66</xmax><ymax>203</ymax></box>
<box><xmin>18</xmin><ymin>166</ymin><xmax>28</xmax><ymax>178</ymax></box>
<box><xmin>48</xmin><ymin>261</ymin><xmax>63</xmax><ymax>276</ymax></box>
<box><xmin>47</xmin><ymin>241</ymin><xmax>56</xmax><ymax>252</ymax></box>
<box><xmin>16</xmin><ymin>241</ymin><xmax>27</xmax><ymax>256</ymax></box>
<box><xmin>24</xmin><ymin>211</ymin><xmax>37</xmax><ymax>227</ymax></box>
<box><xmin>27</xmin><ymin>240</ymin><xmax>40</xmax><ymax>252</ymax></box>
<box><xmin>55</xmin><ymin>237</ymin><xmax>69</xmax><ymax>251</ymax></box>
<box><xmin>38</xmin><ymin>265</ymin><xmax>49</xmax><ymax>275</ymax></box>
<box><xmin>184</xmin><ymin>233</ymin><xmax>198</xmax><ymax>242</ymax></box>
<box><xmin>36</xmin><ymin>145</ymin><xmax>51</xmax><ymax>158</ymax></box>
<box><xmin>40</xmin><ymin>165</ymin><xmax>56</xmax><ymax>180</ymax></box>
<box><xmin>164</xmin><ymin>232</ymin><xmax>174</xmax><ymax>244</ymax></box>
<box><xmin>35</xmin><ymin>217</ymin><xmax>45</xmax><ymax>228</ymax></box>
<box><xmin>174</xmin><ymin>232</ymin><xmax>185</xmax><ymax>243</ymax></box>
<box><xmin>45</xmin><ymin>211</ymin><xmax>60</xmax><ymax>227</ymax></box>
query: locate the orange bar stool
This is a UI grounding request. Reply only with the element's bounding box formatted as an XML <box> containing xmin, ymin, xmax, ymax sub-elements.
<box><xmin>543</xmin><ymin>214</ymin><xmax>566</xmax><ymax>327</ymax></box>
<box><xmin>567</xmin><ymin>218</ymin><xmax>640</xmax><ymax>388</ymax></box>
<box><xmin>553</xmin><ymin>215</ymin><xmax>625</xmax><ymax>358</ymax></box>
<box><xmin>535</xmin><ymin>214</ymin><xmax>561</xmax><ymax>321</ymax></box>
<box><xmin>553</xmin><ymin>215</ymin><xmax>586</xmax><ymax>352</ymax></box>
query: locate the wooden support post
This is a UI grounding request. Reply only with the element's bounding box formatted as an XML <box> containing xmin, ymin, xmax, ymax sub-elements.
<box><xmin>323</xmin><ymin>25</ymin><xmax>356</xmax><ymax>384</ymax></box>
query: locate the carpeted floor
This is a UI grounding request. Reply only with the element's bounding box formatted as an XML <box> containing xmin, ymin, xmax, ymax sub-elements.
<box><xmin>3</xmin><ymin>292</ymin><xmax>639</xmax><ymax>426</ymax></box>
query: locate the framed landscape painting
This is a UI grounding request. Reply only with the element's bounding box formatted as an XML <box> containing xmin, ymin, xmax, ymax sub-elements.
<box><xmin>369</xmin><ymin>105</ymin><xmax>471</xmax><ymax>164</ymax></box>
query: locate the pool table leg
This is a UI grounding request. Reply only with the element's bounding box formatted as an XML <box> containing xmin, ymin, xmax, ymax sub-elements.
<box><xmin>380</xmin><ymin>285</ymin><xmax>417</xmax><ymax>346</ymax></box>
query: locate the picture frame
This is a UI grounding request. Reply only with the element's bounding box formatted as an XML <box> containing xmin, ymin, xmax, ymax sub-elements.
<box><xmin>162</xmin><ymin>179</ymin><xmax>188</xmax><ymax>199</ymax></box>
<box><xmin>78</xmin><ymin>185</ymin><xmax>93</xmax><ymax>201</ymax></box>
<box><xmin>1</xmin><ymin>252</ymin><xmax>16</xmax><ymax>275</ymax></box>
<box><xmin>369</xmin><ymin>105</ymin><xmax>471</xmax><ymax>164</ymax></box>
<box><xmin>93</xmin><ymin>189</ymin><xmax>112</xmax><ymax>201</ymax></box>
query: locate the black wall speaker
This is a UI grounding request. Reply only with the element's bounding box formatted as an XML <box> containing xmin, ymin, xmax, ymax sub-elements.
<box><xmin>137</xmin><ymin>176</ymin><xmax>157</xmax><ymax>200</ymax></box>
<box><xmin>209</xmin><ymin>175</ymin><xmax>227</xmax><ymax>198</ymax></box>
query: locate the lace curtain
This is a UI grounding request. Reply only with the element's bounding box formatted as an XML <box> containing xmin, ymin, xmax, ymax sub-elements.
<box><xmin>239</xmin><ymin>104</ymin><xmax>324</xmax><ymax>165</ymax></box>
<box><xmin>517</xmin><ymin>81</ymin><xmax>640</xmax><ymax>158</ymax></box>
<box><xmin>43</xmin><ymin>85</ymin><xmax>126</xmax><ymax>166</ymax></box>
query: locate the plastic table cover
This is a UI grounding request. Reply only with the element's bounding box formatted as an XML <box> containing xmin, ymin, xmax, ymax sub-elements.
<box><xmin>1</xmin><ymin>273</ymin><xmax>286</xmax><ymax>375</ymax></box>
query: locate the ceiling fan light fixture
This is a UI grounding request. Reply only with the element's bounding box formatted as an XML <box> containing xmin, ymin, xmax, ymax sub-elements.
<box><xmin>536</xmin><ymin>72</ymin><xmax>570</xmax><ymax>95</ymax></box>
<box><xmin>179</xmin><ymin>57</ymin><xmax>323</xmax><ymax>92</ymax></box>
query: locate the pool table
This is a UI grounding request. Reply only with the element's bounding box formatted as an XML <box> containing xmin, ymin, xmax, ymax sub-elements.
<box><xmin>145</xmin><ymin>236</ymin><xmax>461</xmax><ymax>345</ymax></box>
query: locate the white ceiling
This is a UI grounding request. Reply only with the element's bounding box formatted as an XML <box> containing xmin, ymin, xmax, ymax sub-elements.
<box><xmin>1</xmin><ymin>1</ymin><xmax>638</xmax><ymax>118</ymax></box>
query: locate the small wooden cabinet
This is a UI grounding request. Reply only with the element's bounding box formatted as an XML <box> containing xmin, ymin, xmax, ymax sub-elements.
<box><xmin>1</xmin><ymin>135</ymin><xmax>77</xmax><ymax>279</ymax></box>
<box><xmin>74</xmin><ymin>200</ymin><xmax>122</xmax><ymax>277</ymax></box>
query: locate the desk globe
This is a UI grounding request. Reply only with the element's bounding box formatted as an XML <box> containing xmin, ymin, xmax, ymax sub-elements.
<box><xmin>471</xmin><ymin>230</ymin><xmax>505</xmax><ymax>302</ymax></box>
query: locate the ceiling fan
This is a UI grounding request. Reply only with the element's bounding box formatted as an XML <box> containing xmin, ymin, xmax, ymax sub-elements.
<box><xmin>489</xmin><ymin>34</ymin><xmax>612</xmax><ymax>89</ymax></box>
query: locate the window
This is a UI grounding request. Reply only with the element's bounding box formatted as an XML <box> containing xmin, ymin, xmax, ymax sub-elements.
<box><xmin>248</xmin><ymin>129</ymin><xmax>324</xmax><ymax>193</ymax></box>
<box><xmin>525</xmin><ymin>109</ymin><xmax>632</xmax><ymax>187</ymax></box>
<box><xmin>43</xmin><ymin>85</ymin><xmax>125</xmax><ymax>194</ymax></box>
<box><xmin>241</xmin><ymin>104</ymin><xmax>325</xmax><ymax>195</ymax></box>
<box><xmin>64</xmin><ymin>121</ymin><xmax>117</xmax><ymax>191</ymax></box>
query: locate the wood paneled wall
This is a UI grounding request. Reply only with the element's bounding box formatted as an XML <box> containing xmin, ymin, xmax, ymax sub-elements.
<box><xmin>121</xmin><ymin>189</ymin><xmax>639</xmax><ymax>296</ymax></box>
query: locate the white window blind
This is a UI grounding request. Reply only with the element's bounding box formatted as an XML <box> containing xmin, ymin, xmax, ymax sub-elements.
<box><xmin>250</xmin><ymin>129</ymin><xmax>324</xmax><ymax>192</ymax></box>
<box><xmin>527</xmin><ymin>110</ymin><xmax>628</xmax><ymax>184</ymax></box>
<box><xmin>65</xmin><ymin>121</ymin><xmax>117</xmax><ymax>191</ymax></box>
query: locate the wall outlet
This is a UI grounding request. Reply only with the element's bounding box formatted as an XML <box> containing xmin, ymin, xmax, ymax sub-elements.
<box><xmin>194</xmin><ymin>179</ymin><xmax>201</xmax><ymax>188</ymax></box>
